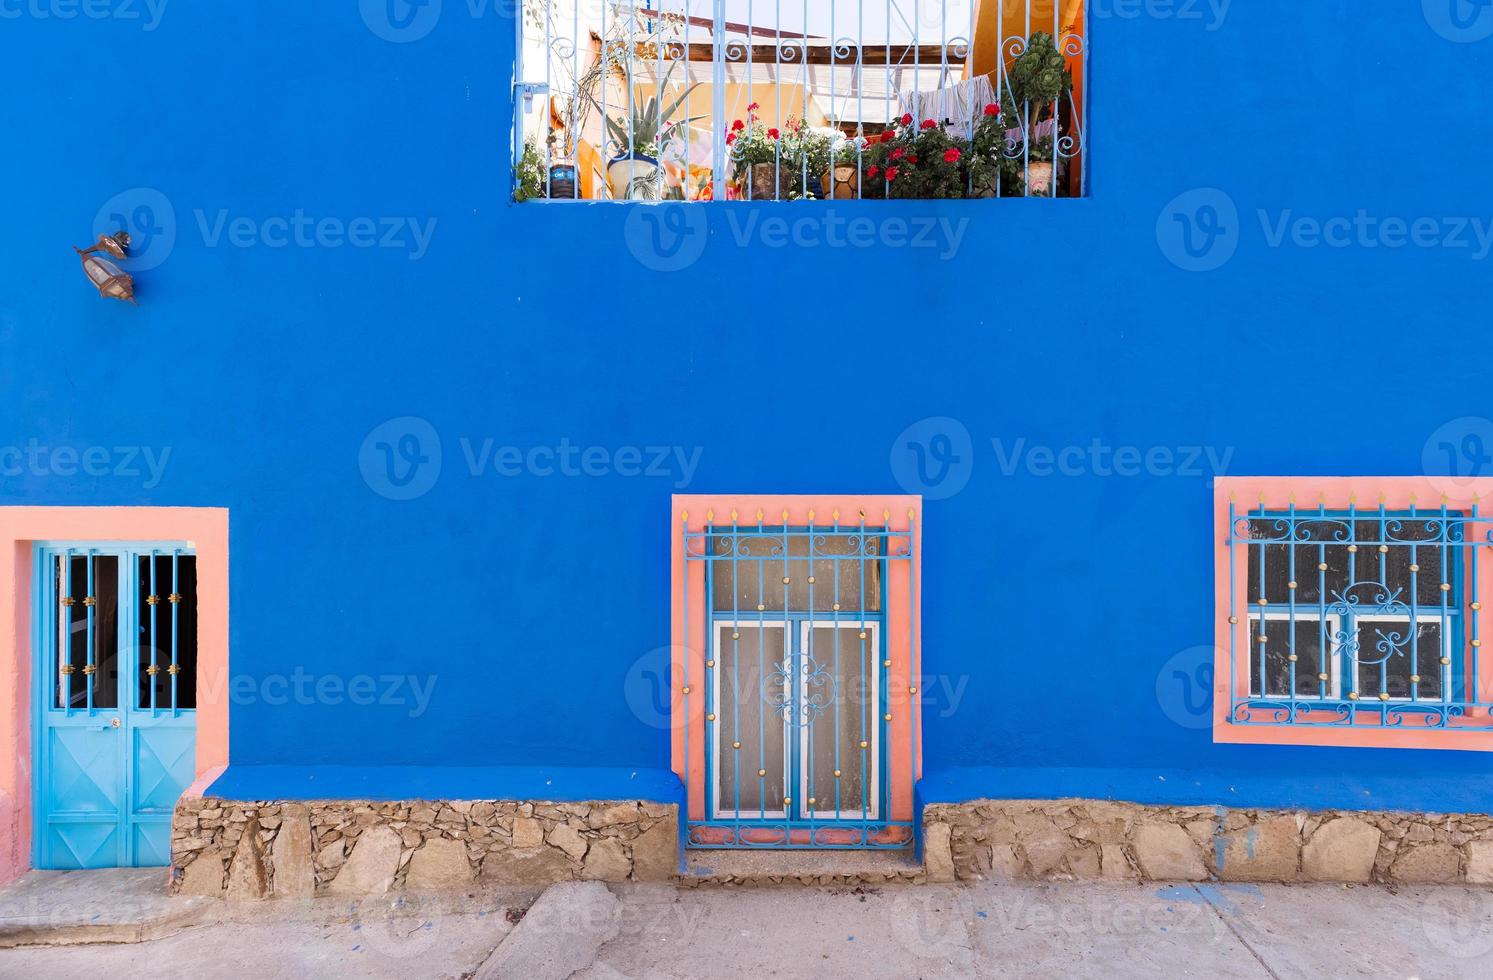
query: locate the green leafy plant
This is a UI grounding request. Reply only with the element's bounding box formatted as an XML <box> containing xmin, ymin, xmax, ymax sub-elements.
<box><xmin>726</xmin><ymin>102</ymin><xmax>781</xmax><ymax>171</ymax></box>
<box><xmin>781</xmin><ymin>118</ymin><xmax>834</xmax><ymax>197</ymax></box>
<box><xmin>513</xmin><ymin>135</ymin><xmax>547</xmax><ymax>202</ymax></box>
<box><xmin>597</xmin><ymin>59</ymin><xmax>702</xmax><ymax>161</ymax></box>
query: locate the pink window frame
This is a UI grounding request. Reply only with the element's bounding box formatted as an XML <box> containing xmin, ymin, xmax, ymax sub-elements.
<box><xmin>0</xmin><ymin>507</ymin><xmax>230</xmax><ymax>885</ymax></box>
<box><xmin>670</xmin><ymin>495</ymin><xmax>922</xmax><ymax>831</ymax></box>
<box><xmin>1214</xmin><ymin>477</ymin><xmax>1493</xmax><ymax>751</ymax></box>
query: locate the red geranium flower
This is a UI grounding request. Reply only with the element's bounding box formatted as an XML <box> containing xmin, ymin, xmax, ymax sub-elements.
<box><xmin>907</xmin><ymin>153</ymin><xmax>918</xmax><ymax>164</ymax></box>
<box><xmin>921</xmin><ymin>119</ymin><xmax>937</xmax><ymax>130</ymax></box>
<box><xmin>767</xmin><ymin>128</ymin><xmax>780</xmax><ymax>139</ymax></box>
<box><xmin>900</xmin><ymin>113</ymin><xmax>913</xmax><ymax>126</ymax></box>
<box><xmin>867</xmin><ymin>165</ymin><xmax>881</xmax><ymax>178</ymax></box>
<box><xmin>732</xmin><ymin>119</ymin><xmax>745</xmax><ymax>131</ymax></box>
<box><xmin>984</xmin><ymin>103</ymin><xmax>1000</xmax><ymax>117</ymax></box>
<box><xmin>882</xmin><ymin>131</ymin><xmax>897</xmax><ymax>144</ymax></box>
<box><xmin>886</xmin><ymin>166</ymin><xmax>900</xmax><ymax>181</ymax></box>
<box><xmin>748</xmin><ymin>101</ymin><xmax>760</xmax><ymax>112</ymax></box>
<box><xmin>889</xmin><ymin>147</ymin><xmax>905</xmax><ymax>161</ymax></box>
<box><xmin>726</xmin><ymin>132</ymin><xmax>737</xmax><ymax>145</ymax></box>
<box><xmin>943</xmin><ymin>148</ymin><xmax>962</xmax><ymax>163</ymax></box>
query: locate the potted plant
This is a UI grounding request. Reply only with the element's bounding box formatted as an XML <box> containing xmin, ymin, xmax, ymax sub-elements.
<box><xmin>890</xmin><ymin>117</ymin><xmax>968</xmax><ymax>199</ymax></box>
<box><xmin>1006</xmin><ymin>31</ymin><xmax>1073</xmax><ymax>196</ymax></box>
<box><xmin>966</xmin><ymin>102</ymin><xmax>1022</xmax><ymax>198</ymax></box>
<box><xmin>778</xmin><ymin>118</ymin><xmax>832</xmax><ymax>199</ymax></box>
<box><xmin>727</xmin><ymin>103</ymin><xmax>794</xmax><ymax>201</ymax></box>
<box><xmin>822</xmin><ymin>137</ymin><xmax>863</xmax><ymax>199</ymax></box>
<box><xmin>600</xmin><ymin>71</ymin><xmax>701</xmax><ymax>201</ymax></box>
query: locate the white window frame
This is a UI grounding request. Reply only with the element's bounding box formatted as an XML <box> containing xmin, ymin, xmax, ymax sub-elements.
<box><xmin>797</xmin><ymin>620</ymin><xmax>880</xmax><ymax>822</ymax></box>
<box><xmin>711</xmin><ymin>621</ymin><xmax>790</xmax><ymax>821</ymax></box>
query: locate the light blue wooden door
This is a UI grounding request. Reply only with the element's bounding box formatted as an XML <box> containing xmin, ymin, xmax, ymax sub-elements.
<box><xmin>34</xmin><ymin>545</ymin><xmax>197</xmax><ymax>869</ymax></box>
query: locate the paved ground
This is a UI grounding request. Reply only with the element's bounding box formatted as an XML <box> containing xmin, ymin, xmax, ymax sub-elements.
<box><xmin>3</xmin><ymin>878</ymin><xmax>1492</xmax><ymax>978</ymax></box>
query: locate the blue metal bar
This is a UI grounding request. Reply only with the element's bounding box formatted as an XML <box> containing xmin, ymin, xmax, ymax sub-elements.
<box><xmin>149</xmin><ymin>551</ymin><xmax>158</xmax><ymax>714</ymax></box>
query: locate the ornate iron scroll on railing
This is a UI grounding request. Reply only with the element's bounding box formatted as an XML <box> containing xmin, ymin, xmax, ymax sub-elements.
<box><xmin>1227</xmin><ymin>497</ymin><xmax>1493</xmax><ymax>731</ymax></box>
<box><xmin>681</xmin><ymin>507</ymin><xmax>917</xmax><ymax>849</ymax></box>
<box><xmin>514</xmin><ymin>0</ymin><xmax>1087</xmax><ymax>201</ymax></box>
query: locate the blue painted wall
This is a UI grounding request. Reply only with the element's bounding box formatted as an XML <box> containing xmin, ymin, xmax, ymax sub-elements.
<box><xmin>4</xmin><ymin>2</ymin><xmax>1493</xmax><ymax>811</ymax></box>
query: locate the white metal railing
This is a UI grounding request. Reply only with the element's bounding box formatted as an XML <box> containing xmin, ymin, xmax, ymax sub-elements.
<box><xmin>514</xmin><ymin>0</ymin><xmax>1087</xmax><ymax>202</ymax></box>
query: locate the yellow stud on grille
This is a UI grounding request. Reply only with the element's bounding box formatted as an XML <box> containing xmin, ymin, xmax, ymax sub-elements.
<box><xmin>859</xmin><ymin>740</ymin><xmax>869</xmax><ymax>749</ymax></box>
<box><xmin>147</xmin><ymin>665</ymin><xmax>160</xmax><ymax>676</ymax></box>
<box><xmin>682</xmin><ymin>686</ymin><xmax>691</xmax><ymax>695</ymax></box>
<box><xmin>60</xmin><ymin>665</ymin><xmax>75</xmax><ymax>675</ymax></box>
<box><xmin>758</xmin><ymin>769</ymin><xmax>767</xmax><ymax>777</ymax></box>
<box><xmin>1378</xmin><ymin>692</ymin><xmax>1390</xmax><ymax>701</ymax></box>
<box><xmin>1229</xmin><ymin>616</ymin><xmax>1238</xmax><ymax>624</ymax></box>
<box><xmin>1379</xmin><ymin>545</ymin><xmax>1389</xmax><ymax>554</ymax></box>
<box><xmin>83</xmin><ymin>596</ymin><xmax>97</xmax><ymax>607</ymax></box>
<box><xmin>783</xmin><ymin>577</ymin><xmax>791</xmax><ymax>585</ymax></box>
<box><xmin>1288</xmin><ymin>581</ymin><xmax>1298</xmax><ymax>590</ymax></box>
<box><xmin>1318</xmin><ymin>673</ymin><xmax>1329</xmax><ymax>682</ymax></box>
<box><xmin>1411</xmin><ymin>675</ymin><xmax>1421</xmax><ymax>684</ymax></box>
<box><xmin>1410</xmin><ymin>564</ymin><xmax>1421</xmax><ymax>573</ymax></box>
<box><xmin>833</xmin><ymin>603</ymin><xmax>841</xmax><ymax>611</ymax></box>
<box><xmin>146</xmin><ymin>594</ymin><xmax>160</xmax><ymax>606</ymax></box>
<box><xmin>82</xmin><ymin>664</ymin><xmax>96</xmax><ymax>675</ymax></box>
<box><xmin>1474</xmin><ymin>601</ymin><xmax>1484</xmax><ymax>611</ymax></box>
<box><xmin>859</xmin><ymin>631</ymin><xmax>867</xmax><ymax>639</ymax></box>
<box><xmin>706</xmin><ymin>660</ymin><xmax>715</xmax><ymax>668</ymax></box>
<box><xmin>1348</xmin><ymin>545</ymin><xmax>1358</xmax><ymax>553</ymax></box>
<box><xmin>757</xmin><ymin>604</ymin><xmax>766</xmax><ymax>611</ymax></box>
<box><xmin>883</xmin><ymin>713</ymin><xmax>892</xmax><ymax>721</ymax></box>
<box><xmin>168</xmin><ymin>593</ymin><xmax>181</xmax><ymax>604</ymax></box>
<box><xmin>1474</xmin><ymin>640</ymin><xmax>1483</xmax><ymax>649</ymax></box>
<box><xmin>733</xmin><ymin>741</ymin><xmax>741</xmax><ymax>749</ymax></box>
<box><xmin>808</xmin><ymin>798</ymin><xmax>817</xmax><ymax>806</ymax></box>
<box><xmin>1257</xmin><ymin>598</ymin><xmax>1269</xmax><ymax>606</ymax></box>
<box><xmin>1442</xmin><ymin>657</ymin><xmax>1453</xmax><ymax>666</ymax></box>
<box><xmin>1347</xmin><ymin>692</ymin><xmax>1359</xmax><ymax>700</ymax></box>
<box><xmin>706</xmin><ymin>713</ymin><xmax>716</xmax><ymax>721</ymax></box>
<box><xmin>1258</xmin><ymin>635</ymin><xmax>1268</xmax><ymax>645</ymax></box>
<box><xmin>909</xmin><ymin>686</ymin><xmax>918</xmax><ymax>695</ymax></box>
<box><xmin>1318</xmin><ymin>562</ymin><xmax>1328</xmax><ymax>571</ymax></box>
<box><xmin>783</xmin><ymin>796</ymin><xmax>791</xmax><ymax>805</ymax></box>
<box><xmin>1288</xmin><ymin>655</ymin><xmax>1298</xmax><ymax>663</ymax></box>
<box><xmin>61</xmin><ymin>596</ymin><xmax>75</xmax><ymax>607</ymax></box>
<box><xmin>732</xmin><ymin>632</ymin><xmax>740</xmax><ymax>640</ymax></box>
<box><xmin>807</xmin><ymin>576</ymin><xmax>815</xmax><ymax>584</ymax></box>
<box><xmin>833</xmin><ymin>770</ymin><xmax>842</xmax><ymax>778</ymax></box>
<box><xmin>166</xmin><ymin>664</ymin><xmax>181</xmax><ymax>676</ymax></box>
<box><xmin>1442</xmin><ymin>583</ymin><xmax>1453</xmax><ymax>591</ymax></box>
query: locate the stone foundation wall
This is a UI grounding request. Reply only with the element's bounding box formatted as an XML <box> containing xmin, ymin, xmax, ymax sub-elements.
<box><xmin>170</xmin><ymin>798</ymin><xmax>679</xmax><ymax>899</ymax></box>
<box><xmin>924</xmin><ymin>800</ymin><xmax>1493</xmax><ymax>886</ymax></box>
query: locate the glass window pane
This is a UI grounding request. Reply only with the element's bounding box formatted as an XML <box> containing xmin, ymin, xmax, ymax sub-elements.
<box><xmin>138</xmin><ymin>555</ymin><xmax>198</xmax><ymax>710</ymax></box>
<box><xmin>711</xmin><ymin>532</ymin><xmax>882</xmax><ymax>613</ymax></box>
<box><xmin>55</xmin><ymin>555</ymin><xmax>119</xmax><ymax>709</ymax></box>
<box><xmin>1247</xmin><ymin>516</ymin><xmax>1460</xmax><ymax>608</ymax></box>
<box><xmin>804</xmin><ymin>626</ymin><xmax>876</xmax><ymax>817</ymax></box>
<box><xmin>1355</xmin><ymin>619</ymin><xmax>1444</xmax><ymax>700</ymax></box>
<box><xmin>1249</xmin><ymin>616</ymin><xmax>1330</xmax><ymax>698</ymax></box>
<box><xmin>716</xmin><ymin>625</ymin><xmax>787</xmax><ymax>816</ymax></box>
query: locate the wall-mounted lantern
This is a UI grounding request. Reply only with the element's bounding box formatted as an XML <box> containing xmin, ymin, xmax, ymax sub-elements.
<box><xmin>75</xmin><ymin>231</ymin><xmax>137</xmax><ymax>305</ymax></box>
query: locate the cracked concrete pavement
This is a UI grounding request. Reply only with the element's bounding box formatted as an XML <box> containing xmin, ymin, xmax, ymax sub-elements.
<box><xmin>3</xmin><ymin>879</ymin><xmax>1492</xmax><ymax>978</ymax></box>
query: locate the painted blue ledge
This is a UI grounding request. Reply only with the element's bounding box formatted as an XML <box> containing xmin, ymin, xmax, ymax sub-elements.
<box><xmin>917</xmin><ymin>766</ymin><xmax>1493</xmax><ymax>815</ymax></box>
<box><xmin>205</xmin><ymin>765</ymin><xmax>685</xmax><ymax>804</ymax></box>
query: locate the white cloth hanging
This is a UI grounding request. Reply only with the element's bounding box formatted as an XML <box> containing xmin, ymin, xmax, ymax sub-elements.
<box><xmin>896</xmin><ymin>75</ymin><xmax>998</xmax><ymax>136</ymax></box>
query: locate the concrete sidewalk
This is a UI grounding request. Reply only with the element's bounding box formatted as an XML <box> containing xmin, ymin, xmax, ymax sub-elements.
<box><xmin>2</xmin><ymin>877</ymin><xmax>1491</xmax><ymax>978</ymax></box>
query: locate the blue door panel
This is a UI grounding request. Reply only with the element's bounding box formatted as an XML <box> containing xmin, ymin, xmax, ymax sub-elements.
<box><xmin>34</xmin><ymin>544</ymin><xmax>198</xmax><ymax>870</ymax></box>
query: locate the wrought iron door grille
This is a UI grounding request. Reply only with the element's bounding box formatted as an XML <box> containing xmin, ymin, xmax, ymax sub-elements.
<box><xmin>1227</xmin><ymin>501</ymin><xmax>1493</xmax><ymax>730</ymax></box>
<box><xmin>515</xmin><ymin>1</ymin><xmax>1088</xmax><ymax>201</ymax></box>
<box><xmin>683</xmin><ymin>513</ymin><xmax>916</xmax><ymax>849</ymax></box>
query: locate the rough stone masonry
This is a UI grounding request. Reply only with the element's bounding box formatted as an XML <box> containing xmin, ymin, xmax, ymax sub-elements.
<box><xmin>170</xmin><ymin>798</ymin><xmax>679</xmax><ymax>899</ymax></box>
<box><xmin>922</xmin><ymin>800</ymin><xmax>1493</xmax><ymax>886</ymax></box>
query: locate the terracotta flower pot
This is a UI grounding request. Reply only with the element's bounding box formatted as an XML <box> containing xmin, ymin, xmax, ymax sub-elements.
<box><xmin>822</xmin><ymin>165</ymin><xmax>858</xmax><ymax>200</ymax></box>
<box><xmin>747</xmin><ymin>162</ymin><xmax>795</xmax><ymax>201</ymax></box>
<box><xmin>1025</xmin><ymin>160</ymin><xmax>1055</xmax><ymax>196</ymax></box>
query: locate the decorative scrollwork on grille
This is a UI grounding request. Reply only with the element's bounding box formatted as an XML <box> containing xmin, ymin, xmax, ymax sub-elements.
<box><xmin>764</xmin><ymin>656</ymin><xmax>838</xmax><ymax>726</ymax></box>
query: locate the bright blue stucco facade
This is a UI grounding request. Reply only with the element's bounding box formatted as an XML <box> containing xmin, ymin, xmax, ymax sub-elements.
<box><xmin>4</xmin><ymin>3</ymin><xmax>1493</xmax><ymax>816</ymax></box>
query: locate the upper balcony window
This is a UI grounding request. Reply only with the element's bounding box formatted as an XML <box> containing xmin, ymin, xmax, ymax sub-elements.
<box><xmin>513</xmin><ymin>1</ymin><xmax>1087</xmax><ymax>202</ymax></box>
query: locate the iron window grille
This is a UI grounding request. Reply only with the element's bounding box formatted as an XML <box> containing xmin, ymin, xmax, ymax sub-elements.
<box><xmin>680</xmin><ymin>507</ymin><xmax>918</xmax><ymax>849</ymax></box>
<box><xmin>1227</xmin><ymin>500</ymin><xmax>1491</xmax><ymax>730</ymax></box>
<box><xmin>514</xmin><ymin>0</ymin><xmax>1088</xmax><ymax>201</ymax></box>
